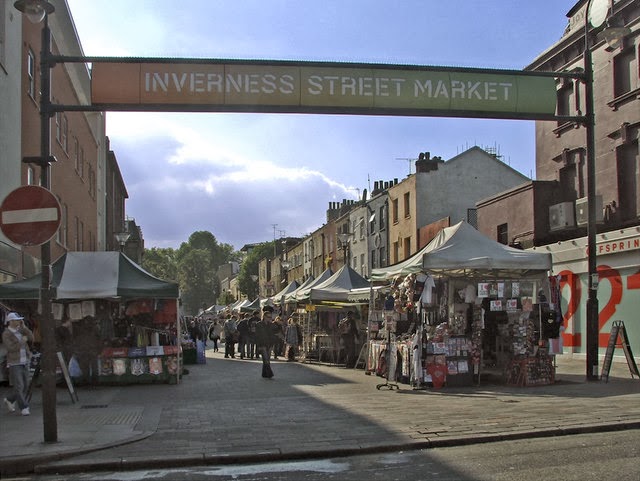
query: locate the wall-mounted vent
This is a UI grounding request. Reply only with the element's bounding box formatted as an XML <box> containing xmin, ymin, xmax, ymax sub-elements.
<box><xmin>575</xmin><ymin>196</ymin><xmax>603</xmax><ymax>226</ymax></box>
<box><xmin>549</xmin><ymin>202</ymin><xmax>576</xmax><ymax>231</ymax></box>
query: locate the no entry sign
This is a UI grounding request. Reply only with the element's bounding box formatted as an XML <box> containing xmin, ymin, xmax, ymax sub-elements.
<box><xmin>0</xmin><ymin>186</ymin><xmax>61</xmax><ymax>246</ymax></box>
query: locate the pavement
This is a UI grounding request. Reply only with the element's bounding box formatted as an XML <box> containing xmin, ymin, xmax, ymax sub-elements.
<box><xmin>1</xmin><ymin>347</ymin><xmax>639</xmax><ymax>476</ymax></box>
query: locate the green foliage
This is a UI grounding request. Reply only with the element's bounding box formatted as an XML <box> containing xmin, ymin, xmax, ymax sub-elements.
<box><xmin>237</xmin><ymin>241</ymin><xmax>277</xmax><ymax>300</ymax></box>
<box><xmin>142</xmin><ymin>248</ymin><xmax>178</xmax><ymax>281</ymax></box>
<box><xmin>143</xmin><ymin>231</ymin><xmax>234</xmax><ymax>316</ymax></box>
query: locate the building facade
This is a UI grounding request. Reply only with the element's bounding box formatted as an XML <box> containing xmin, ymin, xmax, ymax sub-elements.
<box><xmin>478</xmin><ymin>0</ymin><xmax>639</xmax><ymax>360</ymax></box>
<box><xmin>1</xmin><ymin>0</ymin><xmax>130</xmax><ymax>285</ymax></box>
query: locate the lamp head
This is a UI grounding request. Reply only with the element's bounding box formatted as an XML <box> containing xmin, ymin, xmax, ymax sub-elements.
<box><xmin>598</xmin><ymin>17</ymin><xmax>631</xmax><ymax>50</ymax></box>
<box><xmin>14</xmin><ymin>0</ymin><xmax>55</xmax><ymax>24</ymax></box>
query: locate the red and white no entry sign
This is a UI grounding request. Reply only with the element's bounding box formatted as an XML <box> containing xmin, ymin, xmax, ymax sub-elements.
<box><xmin>0</xmin><ymin>185</ymin><xmax>61</xmax><ymax>246</ymax></box>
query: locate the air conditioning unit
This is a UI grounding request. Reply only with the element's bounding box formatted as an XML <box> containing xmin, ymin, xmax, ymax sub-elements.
<box><xmin>575</xmin><ymin>196</ymin><xmax>603</xmax><ymax>226</ymax></box>
<box><xmin>549</xmin><ymin>202</ymin><xmax>575</xmax><ymax>231</ymax></box>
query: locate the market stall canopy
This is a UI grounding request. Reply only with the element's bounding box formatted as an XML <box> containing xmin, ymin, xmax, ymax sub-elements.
<box><xmin>0</xmin><ymin>252</ymin><xmax>179</xmax><ymax>300</ymax></box>
<box><xmin>271</xmin><ymin>280</ymin><xmax>299</xmax><ymax>306</ymax></box>
<box><xmin>310</xmin><ymin>264</ymin><xmax>370</xmax><ymax>302</ymax></box>
<box><xmin>421</xmin><ymin>221</ymin><xmax>552</xmax><ymax>278</ymax></box>
<box><xmin>370</xmin><ymin>238</ymin><xmax>434</xmax><ymax>282</ymax></box>
<box><xmin>283</xmin><ymin>274</ymin><xmax>315</xmax><ymax>303</ymax></box>
<box><xmin>232</xmin><ymin>299</ymin><xmax>251</xmax><ymax>312</ymax></box>
<box><xmin>293</xmin><ymin>268</ymin><xmax>333</xmax><ymax>302</ymax></box>
<box><xmin>241</xmin><ymin>297</ymin><xmax>264</xmax><ymax>312</ymax></box>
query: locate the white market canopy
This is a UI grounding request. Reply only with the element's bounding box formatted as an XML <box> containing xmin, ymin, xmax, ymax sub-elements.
<box><xmin>421</xmin><ymin>221</ymin><xmax>552</xmax><ymax>278</ymax></box>
<box><xmin>283</xmin><ymin>274</ymin><xmax>315</xmax><ymax>303</ymax></box>
<box><xmin>371</xmin><ymin>221</ymin><xmax>552</xmax><ymax>281</ymax></box>
<box><xmin>293</xmin><ymin>268</ymin><xmax>334</xmax><ymax>302</ymax></box>
<box><xmin>271</xmin><ymin>280</ymin><xmax>300</xmax><ymax>306</ymax></box>
<box><xmin>310</xmin><ymin>264</ymin><xmax>370</xmax><ymax>302</ymax></box>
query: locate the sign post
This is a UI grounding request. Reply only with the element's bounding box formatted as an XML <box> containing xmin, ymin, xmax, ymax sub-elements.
<box><xmin>0</xmin><ymin>185</ymin><xmax>61</xmax><ymax>246</ymax></box>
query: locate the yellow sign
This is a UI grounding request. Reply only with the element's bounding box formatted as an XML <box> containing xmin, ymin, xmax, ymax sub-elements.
<box><xmin>305</xmin><ymin>304</ymin><xmax>316</xmax><ymax>312</ymax></box>
<box><xmin>91</xmin><ymin>60</ymin><xmax>557</xmax><ymax>119</ymax></box>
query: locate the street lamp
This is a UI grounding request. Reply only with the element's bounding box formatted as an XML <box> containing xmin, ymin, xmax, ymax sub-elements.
<box><xmin>114</xmin><ymin>231</ymin><xmax>130</xmax><ymax>253</ymax></box>
<box><xmin>14</xmin><ymin>0</ymin><xmax>57</xmax><ymax>442</ymax></box>
<box><xmin>582</xmin><ymin>0</ymin><xmax>630</xmax><ymax>381</ymax></box>
<box><xmin>337</xmin><ymin>232</ymin><xmax>352</xmax><ymax>266</ymax></box>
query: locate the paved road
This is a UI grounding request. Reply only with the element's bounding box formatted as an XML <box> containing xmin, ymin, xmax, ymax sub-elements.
<box><xmin>1</xmin><ymin>349</ymin><xmax>639</xmax><ymax>476</ymax></box>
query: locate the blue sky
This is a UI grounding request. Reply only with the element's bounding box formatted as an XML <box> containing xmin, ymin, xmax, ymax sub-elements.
<box><xmin>65</xmin><ymin>0</ymin><xmax>577</xmax><ymax>250</ymax></box>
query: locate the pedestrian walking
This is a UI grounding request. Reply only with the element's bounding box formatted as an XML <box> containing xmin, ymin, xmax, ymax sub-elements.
<box><xmin>73</xmin><ymin>316</ymin><xmax>101</xmax><ymax>386</ymax></box>
<box><xmin>255</xmin><ymin>306</ymin><xmax>275</xmax><ymax>378</ymax></box>
<box><xmin>285</xmin><ymin>317</ymin><xmax>303</xmax><ymax>361</ymax></box>
<box><xmin>223</xmin><ymin>315</ymin><xmax>238</xmax><ymax>358</ymax></box>
<box><xmin>208</xmin><ymin>320</ymin><xmax>222</xmax><ymax>352</ymax></box>
<box><xmin>271</xmin><ymin>315</ymin><xmax>285</xmax><ymax>359</ymax></box>
<box><xmin>236</xmin><ymin>313</ymin><xmax>250</xmax><ymax>359</ymax></box>
<box><xmin>339</xmin><ymin>310</ymin><xmax>359</xmax><ymax>368</ymax></box>
<box><xmin>247</xmin><ymin>310</ymin><xmax>259</xmax><ymax>359</ymax></box>
<box><xmin>2</xmin><ymin>312</ymin><xmax>34</xmax><ymax>416</ymax></box>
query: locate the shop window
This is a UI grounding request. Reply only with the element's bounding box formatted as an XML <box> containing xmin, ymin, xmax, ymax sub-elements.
<box><xmin>616</xmin><ymin>141</ymin><xmax>639</xmax><ymax>222</ymax></box>
<box><xmin>497</xmin><ymin>223</ymin><xmax>508</xmax><ymax>245</ymax></box>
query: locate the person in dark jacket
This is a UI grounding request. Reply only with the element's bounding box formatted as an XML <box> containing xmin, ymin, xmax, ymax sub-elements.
<box><xmin>339</xmin><ymin>311</ymin><xmax>359</xmax><ymax>368</ymax></box>
<box><xmin>255</xmin><ymin>306</ymin><xmax>275</xmax><ymax>379</ymax></box>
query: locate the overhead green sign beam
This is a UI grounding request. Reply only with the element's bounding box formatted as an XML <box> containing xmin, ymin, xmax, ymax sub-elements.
<box><xmin>89</xmin><ymin>58</ymin><xmax>559</xmax><ymax>121</ymax></box>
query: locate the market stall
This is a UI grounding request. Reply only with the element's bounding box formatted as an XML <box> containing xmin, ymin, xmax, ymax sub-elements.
<box><xmin>370</xmin><ymin>221</ymin><xmax>555</xmax><ymax>388</ymax></box>
<box><xmin>0</xmin><ymin>252</ymin><xmax>181</xmax><ymax>385</ymax></box>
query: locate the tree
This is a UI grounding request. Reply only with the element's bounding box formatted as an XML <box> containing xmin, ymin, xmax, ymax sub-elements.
<box><xmin>142</xmin><ymin>231</ymin><xmax>238</xmax><ymax>315</ymax></box>
<box><xmin>237</xmin><ymin>241</ymin><xmax>277</xmax><ymax>299</ymax></box>
<box><xmin>142</xmin><ymin>247</ymin><xmax>178</xmax><ymax>282</ymax></box>
<box><xmin>176</xmin><ymin>231</ymin><xmax>234</xmax><ymax>315</ymax></box>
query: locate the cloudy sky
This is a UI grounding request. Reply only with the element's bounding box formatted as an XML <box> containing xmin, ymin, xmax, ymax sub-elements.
<box><xmin>65</xmin><ymin>0</ymin><xmax>576</xmax><ymax>251</ymax></box>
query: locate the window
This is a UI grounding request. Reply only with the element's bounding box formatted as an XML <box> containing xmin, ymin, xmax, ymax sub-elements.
<box><xmin>392</xmin><ymin>241</ymin><xmax>399</xmax><ymax>263</ymax></box>
<box><xmin>379</xmin><ymin>246</ymin><xmax>386</xmax><ymax>268</ymax></box>
<box><xmin>616</xmin><ymin>141</ymin><xmax>639</xmax><ymax>222</ymax></box>
<box><xmin>74</xmin><ymin>216</ymin><xmax>80</xmax><ymax>250</ymax></box>
<box><xmin>76</xmin><ymin>147</ymin><xmax>84</xmax><ymax>178</ymax></box>
<box><xmin>403</xmin><ymin>236</ymin><xmax>411</xmax><ymax>259</ymax></box>
<box><xmin>404</xmin><ymin>192</ymin><xmax>411</xmax><ymax>218</ymax></box>
<box><xmin>556</xmin><ymin>82</ymin><xmax>574</xmax><ymax>125</ymax></box>
<box><xmin>360</xmin><ymin>254</ymin><xmax>365</xmax><ymax>277</ymax></box>
<box><xmin>497</xmin><ymin>223</ymin><xmax>509</xmax><ymax>245</ymax></box>
<box><xmin>27</xmin><ymin>49</ymin><xmax>36</xmax><ymax>99</ymax></box>
<box><xmin>73</xmin><ymin>137</ymin><xmax>79</xmax><ymax>166</ymax></box>
<box><xmin>55</xmin><ymin>112</ymin><xmax>61</xmax><ymax>142</ymax></box>
<box><xmin>359</xmin><ymin>217</ymin><xmax>364</xmax><ymax>239</ymax></box>
<box><xmin>0</xmin><ymin>6</ymin><xmax>5</xmax><ymax>68</ymax></box>
<box><xmin>379</xmin><ymin>205</ymin><xmax>385</xmax><ymax>229</ymax></box>
<box><xmin>60</xmin><ymin>115</ymin><xmax>68</xmax><ymax>152</ymax></box>
<box><xmin>392</xmin><ymin>198</ymin><xmax>399</xmax><ymax>224</ymax></box>
<box><xmin>371</xmin><ymin>250</ymin><xmax>376</xmax><ymax>270</ymax></box>
<box><xmin>27</xmin><ymin>167</ymin><xmax>35</xmax><ymax>185</ymax></box>
<box><xmin>57</xmin><ymin>203</ymin><xmax>67</xmax><ymax>247</ymax></box>
<box><xmin>613</xmin><ymin>47</ymin><xmax>635</xmax><ymax>99</ymax></box>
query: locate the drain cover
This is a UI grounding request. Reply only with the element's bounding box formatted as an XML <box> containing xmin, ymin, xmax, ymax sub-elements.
<box><xmin>80</xmin><ymin>404</ymin><xmax>108</xmax><ymax>409</ymax></box>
